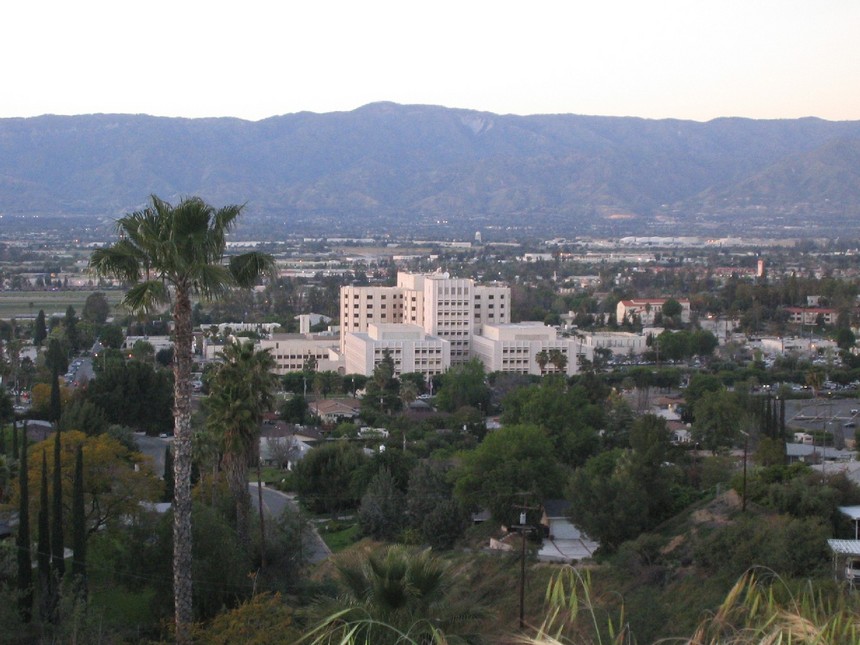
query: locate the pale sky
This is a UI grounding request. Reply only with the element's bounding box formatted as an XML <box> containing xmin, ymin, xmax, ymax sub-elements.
<box><xmin>3</xmin><ymin>0</ymin><xmax>859</xmax><ymax>122</ymax></box>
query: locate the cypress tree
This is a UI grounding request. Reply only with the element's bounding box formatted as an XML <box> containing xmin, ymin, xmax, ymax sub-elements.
<box><xmin>51</xmin><ymin>428</ymin><xmax>65</xmax><ymax>580</ymax></box>
<box><xmin>71</xmin><ymin>445</ymin><xmax>87</xmax><ymax>597</ymax></box>
<box><xmin>16</xmin><ymin>427</ymin><xmax>32</xmax><ymax>623</ymax></box>
<box><xmin>12</xmin><ymin>418</ymin><xmax>19</xmax><ymax>466</ymax></box>
<box><xmin>763</xmin><ymin>394</ymin><xmax>773</xmax><ymax>438</ymax></box>
<box><xmin>38</xmin><ymin>451</ymin><xmax>52</xmax><ymax>621</ymax></box>
<box><xmin>34</xmin><ymin>310</ymin><xmax>47</xmax><ymax>346</ymax></box>
<box><xmin>779</xmin><ymin>397</ymin><xmax>786</xmax><ymax>438</ymax></box>
<box><xmin>49</xmin><ymin>365</ymin><xmax>62</xmax><ymax>425</ymax></box>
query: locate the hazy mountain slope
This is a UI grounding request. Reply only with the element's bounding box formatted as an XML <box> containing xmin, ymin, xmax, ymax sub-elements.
<box><xmin>0</xmin><ymin>103</ymin><xmax>858</xmax><ymax>235</ymax></box>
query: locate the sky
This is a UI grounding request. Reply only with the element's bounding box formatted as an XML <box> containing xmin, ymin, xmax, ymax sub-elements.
<box><xmin>3</xmin><ymin>0</ymin><xmax>859</xmax><ymax>122</ymax></box>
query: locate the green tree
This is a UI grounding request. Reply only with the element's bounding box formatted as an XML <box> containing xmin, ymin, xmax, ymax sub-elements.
<box><xmin>82</xmin><ymin>292</ymin><xmax>110</xmax><ymax>325</ymax></box>
<box><xmin>16</xmin><ymin>425</ymin><xmax>32</xmax><ymax>623</ymax></box>
<box><xmin>293</xmin><ymin>442</ymin><xmax>367</xmax><ymax>514</ymax></box>
<box><xmin>98</xmin><ymin>324</ymin><xmax>124</xmax><ymax>350</ymax></box>
<box><xmin>435</xmin><ymin>359</ymin><xmax>490</xmax><ymax>413</ymax></box>
<box><xmin>501</xmin><ymin>380</ymin><xmax>601</xmax><ymax>466</ymax></box>
<box><xmin>37</xmin><ymin>451</ymin><xmax>51</xmax><ymax>621</ymax></box>
<box><xmin>64</xmin><ymin>305</ymin><xmax>80</xmax><ymax>353</ymax></box>
<box><xmin>131</xmin><ymin>339</ymin><xmax>155</xmax><ymax>363</ymax></box>
<box><xmin>357</xmin><ymin>468</ymin><xmax>405</xmax><ymax>540</ymax></box>
<box><xmin>49</xmin><ymin>365</ymin><xmax>62</xmax><ymax>425</ymax></box>
<box><xmin>51</xmin><ymin>425</ymin><xmax>65</xmax><ymax>581</ymax></box>
<box><xmin>662</xmin><ymin>297</ymin><xmax>683</xmax><ymax>319</ymax></box>
<box><xmin>44</xmin><ymin>338</ymin><xmax>68</xmax><ymax>376</ymax></box>
<box><xmin>535</xmin><ymin>349</ymin><xmax>549</xmax><ymax>374</ymax></box>
<box><xmin>693</xmin><ymin>389</ymin><xmax>742</xmax><ymax>454</ymax></box>
<box><xmin>454</xmin><ymin>424</ymin><xmax>563</xmax><ymax>526</ymax></box>
<box><xmin>280</xmin><ymin>395</ymin><xmax>309</xmax><ymax>424</ymax></box>
<box><xmin>71</xmin><ymin>445</ymin><xmax>87</xmax><ymax>597</ymax></box>
<box><xmin>59</xmin><ymin>399</ymin><xmax>109</xmax><ymax>436</ymax></box>
<box><xmin>406</xmin><ymin>462</ymin><xmax>467</xmax><ymax>549</ymax></box>
<box><xmin>26</xmin><ymin>431</ymin><xmax>161</xmax><ymax>539</ymax></box>
<box><xmin>90</xmin><ymin>195</ymin><xmax>274</xmax><ymax>638</ymax></box>
<box><xmin>33</xmin><ymin>310</ymin><xmax>47</xmax><ymax>346</ymax></box>
<box><xmin>206</xmin><ymin>341</ymin><xmax>278</xmax><ymax>549</ymax></box>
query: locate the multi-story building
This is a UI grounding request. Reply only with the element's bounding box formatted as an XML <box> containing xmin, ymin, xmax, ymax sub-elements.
<box><xmin>784</xmin><ymin>307</ymin><xmax>837</xmax><ymax>326</ymax></box>
<box><xmin>258</xmin><ymin>333</ymin><xmax>341</xmax><ymax>375</ymax></box>
<box><xmin>471</xmin><ymin>322</ymin><xmax>591</xmax><ymax>376</ymax></box>
<box><xmin>344</xmin><ymin>323</ymin><xmax>450</xmax><ymax>377</ymax></box>
<box><xmin>340</xmin><ymin>271</ymin><xmax>511</xmax><ymax>369</ymax></box>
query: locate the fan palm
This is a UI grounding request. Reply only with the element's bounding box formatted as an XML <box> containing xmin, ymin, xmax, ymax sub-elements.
<box><xmin>206</xmin><ymin>341</ymin><xmax>278</xmax><ymax>549</ymax></box>
<box><xmin>309</xmin><ymin>546</ymin><xmax>485</xmax><ymax>644</ymax></box>
<box><xmin>89</xmin><ymin>195</ymin><xmax>274</xmax><ymax>641</ymax></box>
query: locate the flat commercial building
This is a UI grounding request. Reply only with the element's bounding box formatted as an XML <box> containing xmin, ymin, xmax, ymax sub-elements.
<box><xmin>344</xmin><ymin>323</ymin><xmax>449</xmax><ymax>377</ymax></box>
<box><xmin>580</xmin><ymin>331</ymin><xmax>648</xmax><ymax>356</ymax></box>
<box><xmin>471</xmin><ymin>322</ymin><xmax>591</xmax><ymax>376</ymax></box>
<box><xmin>616</xmin><ymin>298</ymin><xmax>690</xmax><ymax>326</ymax></box>
<box><xmin>258</xmin><ymin>333</ymin><xmax>341</xmax><ymax>375</ymax></box>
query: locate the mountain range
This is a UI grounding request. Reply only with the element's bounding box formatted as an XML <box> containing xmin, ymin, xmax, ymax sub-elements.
<box><xmin>1</xmin><ymin>102</ymin><xmax>859</xmax><ymax>238</ymax></box>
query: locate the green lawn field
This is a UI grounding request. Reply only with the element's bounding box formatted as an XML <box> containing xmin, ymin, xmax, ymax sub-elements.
<box><xmin>0</xmin><ymin>290</ymin><xmax>126</xmax><ymax>319</ymax></box>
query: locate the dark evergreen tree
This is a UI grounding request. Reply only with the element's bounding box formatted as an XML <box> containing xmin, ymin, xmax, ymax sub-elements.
<box><xmin>12</xmin><ymin>419</ymin><xmax>19</xmax><ymax>466</ymax></box>
<box><xmin>34</xmin><ymin>309</ymin><xmax>48</xmax><ymax>346</ymax></box>
<box><xmin>45</xmin><ymin>338</ymin><xmax>68</xmax><ymax>375</ymax></box>
<box><xmin>16</xmin><ymin>427</ymin><xmax>32</xmax><ymax>623</ymax></box>
<box><xmin>71</xmin><ymin>446</ymin><xmax>87</xmax><ymax>597</ymax></box>
<box><xmin>780</xmin><ymin>397</ymin><xmax>787</xmax><ymax>437</ymax></box>
<box><xmin>64</xmin><ymin>306</ymin><xmax>80</xmax><ymax>353</ymax></box>
<box><xmin>38</xmin><ymin>452</ymin><xmax>52</xmax><ymax>621</ymax></box>
<box><xmin>49</xmin><ymin>365</ymin><xmax>62</xmax><ymax>425</ymax></box>
<box><xmin>51</xmin><ymin>427</ymin><xmax>65</xmax><ymax>581</ymax></box>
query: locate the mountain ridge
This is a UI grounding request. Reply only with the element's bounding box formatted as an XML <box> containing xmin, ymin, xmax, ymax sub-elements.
<box><xmin>1</xmin><ymin>103</ymin><xmax>858</xmax><ymax>237</ymax></box>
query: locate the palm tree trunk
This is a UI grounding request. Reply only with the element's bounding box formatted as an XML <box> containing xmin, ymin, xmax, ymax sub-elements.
<box><xmin>257</xmin><ymin>455</ymin><xmax>266</xmax><ymax>571</ymax></box>
<box><xmin>173</xmin><ymin>287</ymin><xmax>194</xmax><ymax>643</ymax></box>
<box><xmin>224</xmin><ymin>451</ymin><xmax>251</xmax><ymax>550</ymax></box>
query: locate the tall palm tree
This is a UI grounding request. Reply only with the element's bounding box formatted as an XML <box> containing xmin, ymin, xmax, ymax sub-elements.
<box><xmin>206</xmin><ymin>341</ymin><xmax>278</xmax><ymax>550</ymax></box>
<box><xmin>89</xmin><ymin>195</ymin><xmax>273</xmax><ymax>641</ymax></box>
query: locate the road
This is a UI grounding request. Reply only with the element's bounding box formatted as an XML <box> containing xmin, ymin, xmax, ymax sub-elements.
<box><xmin>250</xmin><ymin>483</ymin><xmax>332</xmax><ymax>564</ymax></box>
<box><xmin>134</xmin><ymin>433</ymin><xmax>171</xmax><ymax>475</ymax></box>
<box><xmin>133</xmin><ymin>432</ymin><xmax>332</xmax><ymax>564</ymax></box>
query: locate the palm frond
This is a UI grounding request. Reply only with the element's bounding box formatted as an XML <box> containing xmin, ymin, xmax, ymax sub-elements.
<box><xmin>230</xmin><ymin>251</ymin><xmax>277</xmax><ymax>287</ymax></box>
<box><xmin>123</xmin><ymin>280</ymin><xmax>170</xmax><ymax>315</ymax></box>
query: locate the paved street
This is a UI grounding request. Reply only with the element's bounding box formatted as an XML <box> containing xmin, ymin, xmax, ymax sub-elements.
<box><xmin>132</xmin><ymin>435</ymin><xmax>331</xmax><ymax>563</ymax></box>
<box><xmin>250</xmin><ymin>483</ymin><xmax>332</xmax><ymax>563</ymax></box>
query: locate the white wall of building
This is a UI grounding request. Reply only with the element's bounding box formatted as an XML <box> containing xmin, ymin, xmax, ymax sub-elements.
<box><xmin>343</xmin><ymin>323</ymin><xmax>450</xmax><ymax>377</ymax></box>
<box><xmin>259</xmin><ymin>334</ymin><xmax>341</xmax><ymax>374</ymax></box>
<box><xmin>471</xmin><ymin>322</ymin><xmax>590</xmax><ymax>376</ymax></box>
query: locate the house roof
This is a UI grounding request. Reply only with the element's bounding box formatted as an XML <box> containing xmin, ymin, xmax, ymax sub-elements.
<box><xmin>828</xmin><ymin>539</ymin><xmax>860</xmax><ymax>555</ymax></box>
<box><xmin>839</xmin><ymin>506</ymin><xmax>860</xmax><ymax>521</ymax></box>
<box><xmin>310</xmin><ymin>399</ymin><xmax>360</xmax><ymax>416</ymax></box>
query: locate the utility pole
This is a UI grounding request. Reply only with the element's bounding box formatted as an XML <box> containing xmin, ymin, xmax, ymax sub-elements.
<box><xmin>513</xmin><ymin>497</ymin><xmax>538</xmax><ymax>630</ymax></box>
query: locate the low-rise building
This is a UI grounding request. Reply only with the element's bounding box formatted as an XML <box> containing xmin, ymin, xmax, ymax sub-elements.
<box><xmin>471</xmin><ymin>322</ymin><xmax>590</xmax><ymax>376</ymax></box>
<box><xmin>343</xmin><ymin>323</ymin><xmax>450</xmax><ymax>377</ymax></box>
<box><xmin>785</xmin><ymin>307</ymin><xmax>837</xmax><ymax>326</ymax></box>
<box><xmin>258</xmin><ymin>333</ymin><xmax>341</xmax><ymax>374</ymax></box>
<box><xmin>616</xmin><ymin>298</ymin><xmax>691</xmax><ymax>325</ymax></box>
<box><xmin>580</xmin><ymin>331</ymin><xmax>648</xmax><ymax>356</ymax></box>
